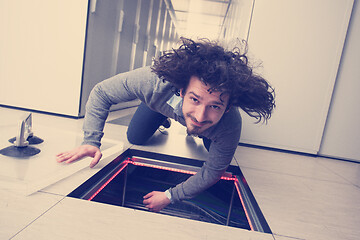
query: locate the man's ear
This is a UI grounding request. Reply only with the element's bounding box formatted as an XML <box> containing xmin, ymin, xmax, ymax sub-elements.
<box><xmin>225</xmin><ymin>104</ymin><xmax>232</xmax><ymax>113</ymax></box>
<box><xmin>179</xmin><ymin>89</ymin><xmax>185</xmax><ymax>98</ymax></box>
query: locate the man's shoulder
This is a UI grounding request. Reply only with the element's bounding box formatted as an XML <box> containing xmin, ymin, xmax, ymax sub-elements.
<box><xmin>222</xmin><ymin>107</ymin><xmax>242</xmax><ymax>127</ymax></box>
<box><xmin>204</xmin><ymin>107</ymin><xmax>241</xmax><ymax>143</ymax></box>
<box><xmin>127</xmin><ymin>66</ymin><xmax>173</xmax><ymax>95</ymax></box>
<box><xmin>217</xmin><ymin>108</ymin><xmax>242</xmax><ymax>137</ymax></box>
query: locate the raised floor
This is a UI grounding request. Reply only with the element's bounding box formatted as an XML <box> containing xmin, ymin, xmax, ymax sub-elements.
<box><xmin>0</xmin><ymin>106</ymin><xmax>359</xmax><ymax>240</ymax></box>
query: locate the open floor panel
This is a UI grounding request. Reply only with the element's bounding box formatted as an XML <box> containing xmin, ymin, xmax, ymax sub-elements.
<box><xmin>68</xmin><ymin>149</ymin><xmax>271</xmax><ymax>233</ymax></box>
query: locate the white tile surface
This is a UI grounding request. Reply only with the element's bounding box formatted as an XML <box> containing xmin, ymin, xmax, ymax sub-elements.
<box><xmin>130</xmin><ymin>120</ymin><xmax>239</xmax><ymax>167</ymax></box>
<box><xmin>317</xmin><ymin>157</ymin><xmax>360</xmax><ymax>187</ymax></box>
<box><xmin>273</xmin><ymin>234</ymin><xmax>305</xmax><ymax>240</ymax></box>
<box><xmin>0</xmin><ymin>190</ymin><xmax>64</xmax><ymax>239</ymax></box>
<box><xmin>0</xmin><ymin>124</ymin><xmax>123</xmax><ymax>195</ymax></box>
<box><xmin>234</xmin><ymin>146</ymin><xmax>347</xmax><ymax>183</ymax></box>
<box><xmin>2</xmin><ymin>106</ymin><xmax>360</xmax><ymax>240</ymax></box>
<box><xmin>132</xmin><ymin>120</ymin><xmax>210</xmax><ymax>160</ymax></box>
<box><xmin>13</xmin><ymin>197</ymin><xmax>274</xmax><ymax>240</ymax></box>
<box><xmin>40</xmin><ymin>149</ymin><xmax>123</xmax><ymax>196</ymax></box>
<box><xmin>241</xmin><ymin>166</ymin><xmax>360</xmax><ymax>240</ymax></box>
<box><xmin>0</xmin><ymin>107</ymin><xmax>85</xmax><ymax>134</ymax></box>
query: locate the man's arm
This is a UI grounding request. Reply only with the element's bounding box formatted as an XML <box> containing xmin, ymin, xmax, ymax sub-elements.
<box><xmin>143</xmin><ymin>191</ymin><xmax>171</xmax><ymax>212</ymax></box>
<box><xmin>141</xmin><ymin>109</ymin><xmax>241</xmax><ymax>212</ymax></box>
<box><xmin>56</xmin><ymin>67</ymin><xmax>158</xmax><ymax>165</ymax></box>
<box><xmin>170</xmin><ymin>110</ymin><xmax>242</xmax><ymax>202</ymax></box>
<box><xmin>56</xmin><ymin>144</ymin><xmax>102</xmax><ymax>167</ymax></box>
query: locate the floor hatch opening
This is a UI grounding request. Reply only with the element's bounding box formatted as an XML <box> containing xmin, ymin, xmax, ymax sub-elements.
<box><xmin>68</xmin><ymin>149</ymin><xmax>271</xmax><ymax>233</ymax></box>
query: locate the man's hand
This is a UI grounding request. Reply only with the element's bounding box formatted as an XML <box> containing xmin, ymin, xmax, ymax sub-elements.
<box><xmin>143</xmin><ymin>191</ymin><xmax>171</xmax><ymax>212</ymax></box>
<box><xmin>56</xmin><ymin>144</ymin><xmax>102</xmax><ymax>168</ymax></box>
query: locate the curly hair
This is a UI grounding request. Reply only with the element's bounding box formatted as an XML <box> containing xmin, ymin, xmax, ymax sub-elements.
<box><xmin>151</xmin><ymin>37</ymin><xmax>275</xmax><ymax>123</ymax></box>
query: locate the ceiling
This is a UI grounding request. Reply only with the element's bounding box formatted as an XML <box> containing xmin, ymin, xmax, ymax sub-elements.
<box><xmin>169</xmin><ymin>0</ymin><xmax>231</xmax><ymax>39</ymax></box>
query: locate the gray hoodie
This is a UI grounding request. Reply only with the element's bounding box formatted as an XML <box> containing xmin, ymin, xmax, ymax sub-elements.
<box><xmin>82</xmin><ymin>66</ymin><xmax>242</xmax><ymax>202</ymax></box>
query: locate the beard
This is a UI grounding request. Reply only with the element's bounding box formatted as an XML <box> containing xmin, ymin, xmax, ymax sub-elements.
<box><xmin>185</xmin><ymin>113</ymin><xmax>212</xmax><ymax>136</ymax></box>
<box><xmin>186</xmin><ymin>125</ymin><xmax>202</xmax><ymax>136</ymax></box>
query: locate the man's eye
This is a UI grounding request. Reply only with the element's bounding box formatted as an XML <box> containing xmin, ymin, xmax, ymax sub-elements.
<box><xmin>190</xmin><ymin>97</ymin><xmax>199</xmax><ymax>103</ymax></box>
<box><xmin>211</xmin><ymin>105</ymin><xmax>221</xmax><ymax>110</ymax></box>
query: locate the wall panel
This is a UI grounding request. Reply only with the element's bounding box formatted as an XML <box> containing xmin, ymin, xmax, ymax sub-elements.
<box><xmin>0</xmin><ymin>0</ymin><xmax>88</xmax><ymax>116</ymax></box>
<box><xmin>319</xmin><ymin>0</ymin><xmax>360</xmax><ymax>162</ymax></box>
<box><xmin>241</xmin><ymin>0</ymin><xmax>353</xmax><ymax>154</ymax></box>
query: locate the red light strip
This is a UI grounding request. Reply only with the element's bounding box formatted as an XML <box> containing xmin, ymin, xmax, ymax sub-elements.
<box><xmin>87</xmin><ymin>161</ymin><xmax>129</xmax><ymax>201</ymax></box>
<box><xmin>127</xmin><ymin>159</ymin><xmax>198</xmax><ymax>175</ymax></box>
<box><xmin>221</xmin><ymin>176</ymin><xmax>237</xmax><ymax>181</ymax></box>
<box><xmin>234</xmin><ymin>177</ymin><xmax>254</xmax><ymax>231</ymax></box>
<box><xmin>87</xmin><ymin>158</ymin><xmax>254</xmax><ymax>230</ymax></box>
<box><xmin>88</xmin><ymin>158</ymin><xmax>236</xmax><ymax>201</ymax></box>
<box><xmin>128</xmin><ymin>158</ymin><xmax>237</xmax><ymax>181</ymax></box>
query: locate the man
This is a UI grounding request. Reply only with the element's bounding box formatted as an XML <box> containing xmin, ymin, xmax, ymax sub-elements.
<box><xmin>56</xmin><ymin>38</ymin><xmax>275</xmax><ymax>212</ymax></box>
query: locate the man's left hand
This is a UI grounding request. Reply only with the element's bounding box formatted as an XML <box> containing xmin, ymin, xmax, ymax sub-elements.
<box><xmin>143</xmin><ymin>191</ymin><xmax>171</xmax><ymax>212</ymax></box>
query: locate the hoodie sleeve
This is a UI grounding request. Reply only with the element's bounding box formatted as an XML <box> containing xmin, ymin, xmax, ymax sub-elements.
<box><xmin>82</xmin><ymin>67</ymin><xmax>159</xmax><ymax>148</ymax></box>
<box><xmin>169</xmin><ymin>108</ymin><xmax>242</xmax><ymax>202</ymax></box>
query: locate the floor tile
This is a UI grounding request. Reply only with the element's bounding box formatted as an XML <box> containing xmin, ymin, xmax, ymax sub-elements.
<box><xmin>130</xmin><ymin>120</ymin><xmax>210</xmax><ymax>160</ymax></box>
<box><xmin>234</xmin><ymin>146</ymin><xmax>347</xmax><ymax>183</ymax></box>
<box><xmin>106</xmin><ymin>108</ymin><xmax>239</xmax><ymax>166</ymax></box>
<box><xmin>0</xmin><ymin>190</ymin><xmax>63</xmax><ymax>239</ymax></box>
<box><xmin>241</xmin><ymin>167</ymin><xmax>360</xmax><ymax>240</ymax></box>
<box><xmin>3</xmin><ymin>106</ymin><xmax>358</xmax><ymax>240</ymax></box>
<box><xmin>317</xmin><ymin>157</ymin><xmax>360</xmax><ymax>187</ymax></box>
<box><xmin>41</xmin><ymin>147</ymin><xmax>125</xmax><ymax>196</ymax></box>
<box><xmin>273</xmin><ymin>234</ymin><xmax>305</xmax><ymax>240</ymax></box>
<box><xmin>13</xmin><ymin>197</ymin><xmax>275</xmax><ymax>240</ymax></box>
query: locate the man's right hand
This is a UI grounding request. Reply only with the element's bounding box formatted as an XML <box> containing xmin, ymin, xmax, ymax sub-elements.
<box><xmin>56</xmin><ymin>145</ymin><xmax>102</xmax><ymax>168</ymax></box>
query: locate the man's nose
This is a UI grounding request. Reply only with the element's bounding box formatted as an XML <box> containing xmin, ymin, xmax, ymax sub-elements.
<box><xmin>194</xmin><ymin>105</ymin><xmax>207</xmax><ymax>123</ymax></box>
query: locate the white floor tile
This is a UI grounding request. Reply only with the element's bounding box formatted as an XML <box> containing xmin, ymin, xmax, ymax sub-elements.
<box><xmin>234</xmin><ymin>146</ymin><xmax>348</xmax><ymax>183</ymax></box>
<box><xmin>3</xmin><ymin>106</ymin><xmax>359</xmax><ymax>240</ymax></box>
<box><xmin>131</xmin><ymin>120</ymin><xmax>210</xmax><ymax>161</ymax></box>
<box><xmin>317</xmin><ymin>157</ymin><xmax>360</xmax><ymax>187</ymax></box>
<box><xmin>13</xmin><ymin>197</ymin><xmax>275</xmax><ymax>240</ymax></box>
<box><xmin>242</xmin><ymin>167</ymin><xmax>360</xmax><ymax>240</ymax></box>
<box><xmin>0</xmin><ymin>190</ymin><xmax>63</xmax><ymax>239</ymax></box>
<box><xmin>273</xmin><ymin>234</ymin><xmax>305</xmax><ymax>240</ymax></box>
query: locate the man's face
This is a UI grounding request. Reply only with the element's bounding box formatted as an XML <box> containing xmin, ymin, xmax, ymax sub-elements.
<box><xmin>180</xmin><ymin>76</ymin><xmax>230</xmax><ymax>135</ymax></box>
